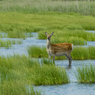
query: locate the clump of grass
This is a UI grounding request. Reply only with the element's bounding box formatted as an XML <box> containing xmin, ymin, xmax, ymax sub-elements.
<box><xmin>41</xmin><ymin>58</ymin><xmax>54</xmax><ymax>65</ymax></box>
<box><xmin>0</xmin><ymin>39</ymin><xmax>11</xmax><ymax>48</ymax></box>
<box><xmin>12</xmin><ymin>39</ymin><xmax>23</xmax><ymax>44</ymax></box>
<box><xmin>71</xmin><ymin>46</ymin><xmax>95</xmax><ymax>60</ymax></box>
<box><xmin>7</xmin><ymin>31</ymin><xmax>26</xmax><ymax>39</ymax></box>
<box><xmin>0</xmin><ymin>39</ymin><xmax>23</xmax><ymax>48</ymax></box>
<box><xmin>31</xmin><ymin>64</ymin><xmax>69</xmax><ymax>85</ymax></box>
<box><xmin>27</xmin><ymin>46</ymin><xmax>47</xmax><ymax>58</ymax></box>
<box><xmin>76</xmin><ymin>65</ymin><xmax>95</xmax><ymax>83</ymax></box>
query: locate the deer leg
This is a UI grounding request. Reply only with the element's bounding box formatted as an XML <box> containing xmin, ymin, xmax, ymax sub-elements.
<box><xmin>53</xmin><ymin>56</ymin><xmax>55</xmax><ymax>63</ymax></box>
<box><xmin>65</xmin><ymin>54</ymin><xmax>72</xmax><ymax>66</ymax></box>
<box><xmin>49</xmin><ymin>55</ymin><xmax>51</xmax><ymax>60</ymax></box>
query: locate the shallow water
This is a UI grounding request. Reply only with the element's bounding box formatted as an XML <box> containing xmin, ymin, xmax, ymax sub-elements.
<box><xmin>0</xmin><ymin>31</ymin><xmax>95</xmax><ymax>95</ymax></box>
<box><xmin>0</xmin><ymin>33</ymin><xmax>46</xmax><ymax>57</ymax></box>
<box><xmin>34</xmin><ymin>59</ymin><xmax>95</xmax><ymax>95</ymax></box>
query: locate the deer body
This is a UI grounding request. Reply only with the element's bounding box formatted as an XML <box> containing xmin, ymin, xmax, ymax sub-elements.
<box><xmin>45</xmin><ymin>32</ymin><xmax>73</xmax><ymax>66</ymax></box>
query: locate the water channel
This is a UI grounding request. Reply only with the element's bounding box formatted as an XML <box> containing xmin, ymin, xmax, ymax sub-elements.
<box><xmin>0</xmin><ymin>31</ymin><xmax>95</xmax><ymax>95</ymax></box>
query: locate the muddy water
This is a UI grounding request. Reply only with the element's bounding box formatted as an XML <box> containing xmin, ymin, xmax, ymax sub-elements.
<box><xmin>0</xmin><ymin>31</ymin><xmax>95</xmax><ymax>95</ymax></box>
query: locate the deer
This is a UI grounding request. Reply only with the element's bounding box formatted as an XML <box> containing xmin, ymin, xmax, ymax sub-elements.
<box><xmin>45</xmin><ymin>32</ymin><xmax>73</xmax><ymax>67</ymax></box>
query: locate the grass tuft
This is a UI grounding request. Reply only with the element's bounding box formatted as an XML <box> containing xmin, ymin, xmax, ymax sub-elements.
<box><xmin>31</xmin><ymin>64</ymin><xmax>69</xmax><ymax>85</ymax></box>
<box><xmin>76</xmin><ymin>65</ymin><xmax>95</xmax><ymax>83</ymax></box>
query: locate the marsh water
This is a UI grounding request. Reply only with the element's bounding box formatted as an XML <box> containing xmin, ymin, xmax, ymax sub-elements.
<box><xmin>0</xmin><ymin>31</ymin><xmax>95</xmax><ymax>95</ymax></box>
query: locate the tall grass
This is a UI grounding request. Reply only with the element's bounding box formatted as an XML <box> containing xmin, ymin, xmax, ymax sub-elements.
<box><xmin>76</xmin><ymin>65</ymin><xmax>95</xmax><ymax>83</ymax></box>
<box><xmin>27</xmin><ymin>46</ymin><xmax>95</xmax><ymax>60</ymax></box>
<box><xmin>0</xmin><ymin>0</ymin><xmax>95</xmax><ymax>15</ymax></box>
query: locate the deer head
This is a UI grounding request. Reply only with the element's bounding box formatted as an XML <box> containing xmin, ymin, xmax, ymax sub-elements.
<box><xmin>45</xmin><ymin>32</ymin><xmax>54</xmax><ymax>41</ymax></box>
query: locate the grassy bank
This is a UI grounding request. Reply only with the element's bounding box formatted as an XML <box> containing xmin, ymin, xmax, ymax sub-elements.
<box><xmin>0</xmin><ymin>55</ymin><xmax>69</xmax><ymax>95</ymax></box>
<box><xmin>28</xmin><ymin>46</ymin><xmax>95</xmax><ymax>60</ymax></box>
<box><xmin>0</xmin><ymin>0</ymin><xmax>95</xmax><ymax>15</ymax></box>
<box><xmin>76</xmin><ymin>65</ymin><xmax>95</xmax><ymax>83</ymax></box>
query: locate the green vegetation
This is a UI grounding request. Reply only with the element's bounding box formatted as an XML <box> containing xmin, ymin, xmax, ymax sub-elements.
<box><xmin>76</xmin><ymin>65</ymin><xmax>95</xmax><ymax>83</ymax></box>
<box><xmin>0</xmin><ymin>80</ymin><xmax>41</xmax><ymax>95</ymax></box>
<box><xmin>27</xmin><ymin>46</ymin><xmax>47</xmax><ymax>58</ymax></box>
<box><xmin>0</xmin><ymin>55</ymin><xmax>69</xmax><ymax>95</ymax></box>
<box><xmin>0</xmin><ymin>0</ymin><xmax>95</xmax><ymax>16</ymax></box>
<box><xmin>0</xmin><ymin>39</ymin><xmax>22</xmax><ymax>48</ymax></box>
<box><xmin>28</xmin><ymin>46</ymin><xmax>95</xmax><ymax>60</ymax></box>
<box><xmin>71</xmin><ymin>46</ymin><xmax>95</xmax><ymax>60</ymax></box>
<box><xmin>0</xmin><ymin>55</ymin><xmax>41</xmax><ymax>95</ymax></box>
<box><xmin>0</xmin><ymin>12</ymin><xmax>95</xmax><ymax>44</ymax></box>
<box><xmin>31</xmin><ymin>64</ymin><xmax>69</xmax><ymax>85</ymax></box>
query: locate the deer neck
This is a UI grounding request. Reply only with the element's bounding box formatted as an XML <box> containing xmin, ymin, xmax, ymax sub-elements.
<box><xmin>47</xmin><ymin>39</ymin><xmax>51</xmax><ymax>49</ymax></box>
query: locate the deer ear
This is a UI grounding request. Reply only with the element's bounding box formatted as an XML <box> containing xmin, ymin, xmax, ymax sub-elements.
<box><xmin>45</xmin><ymin>32</ymin><xmax>48</xmax><ymax>36</ymax></box>
<box><xmin>51</xmin><ymin>32</ymin><xmax>54</xmax><ymax>36</ymax></box>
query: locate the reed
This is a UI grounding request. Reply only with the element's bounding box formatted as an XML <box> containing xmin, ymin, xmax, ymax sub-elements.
<box><xmin>76</xmin><ymin>65</ymin><xmax>95</xmax><ymax>83</ymax></box>
<box><xmin>0</xmin><ymin>0</ymin><xmax>95</xmax><ymax>16</ymax></box>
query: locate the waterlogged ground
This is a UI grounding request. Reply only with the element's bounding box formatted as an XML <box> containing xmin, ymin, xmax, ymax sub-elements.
<box><xmin>0</xmin><ymin>31</ymin><xmax>95</xmax><ymax>95</ymax></box>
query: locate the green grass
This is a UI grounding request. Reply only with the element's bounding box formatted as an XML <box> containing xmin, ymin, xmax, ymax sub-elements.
<box><xmin>0</xmin><ymin>80</ymin><xmax>41</xmax><ymax>95</ymax></box>
<box><xmin>0</xmin><ymin>39</ymin><xmax>22</xmax><ymax>48</ymax></box>
<box><xmin>0</xmin><ymin>12</ymin><xmax>95</xmax><ymax>33</ymax></box>
<box><xmin>76</xmin><ymin>65</ymin><xmax>95</xmax><ymax>83</ymax></box>
<box><xmin>27</xmin><ymin>46</ymin><xmax>47</xmax><ymax>58</ymax></box>
<box><xmin>27</xmin><ymin>46</ymin><xmax>95</xmax><ymax>60</ymax></box>
<box><xmin>0</xmin><ymin>54</ymin><xmax>69</xmax><ymax>95</ymax></box>
<box><xmin>0</xmin><ymin>0</ymin><xmax>95</xmax><ymax>16</ymax></box>
<box><xmin>0</xmin><ymin>12</ymin><xmax>95</xmax><ymax>40</ymax></box>
<box><xmin>38</xmin><ymin>24</ymin><xmax>95</xmax><ymax>45</ymax></box>
<box><xmin>71</xmin><ymin>46</ymin><xmax>95</xmax><ymax>60</ymax></box>
<box><xmin>0</xmin><ymin>55</ymin><xmax>41</xmax><ymax>95</ymax></box>
<box><xmin>31</xmin><ymin>64</ymin><xmax>69</xmax><ymax>85</ymax></box>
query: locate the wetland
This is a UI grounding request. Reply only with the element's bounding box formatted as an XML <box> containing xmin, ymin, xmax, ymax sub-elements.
<box><xmin>0</xmin><ymin>0</ymin><xmax>95</xmax><ymax>95</ymax></box>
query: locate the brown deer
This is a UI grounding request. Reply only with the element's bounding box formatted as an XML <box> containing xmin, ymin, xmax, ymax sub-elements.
<box><xmin>45</xmin><ymin>32</ymin><xmax>73</xmax><ymax>66</ymax></box>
